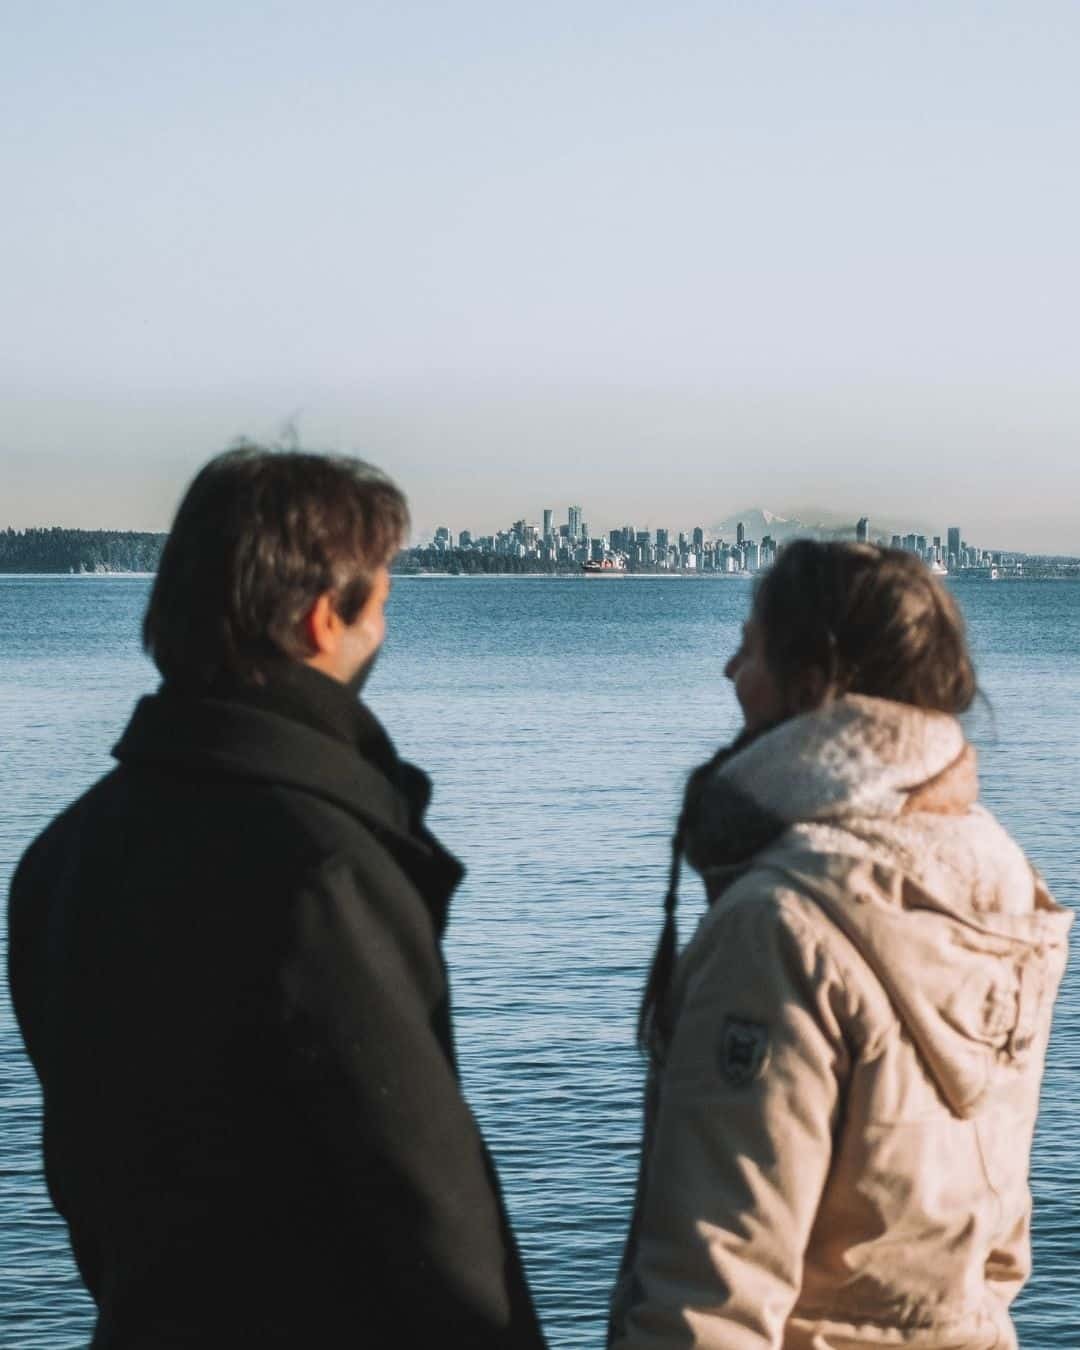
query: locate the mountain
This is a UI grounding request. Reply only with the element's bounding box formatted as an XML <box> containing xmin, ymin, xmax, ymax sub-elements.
<box><xmin>708</xmin><ymin>509</ymin><xmax>805</xmax><ymax>542</ymax></box>
<box><xmin>708</xmin><ymin>508</ymin><xmax>939</xmax><ymax>546</ymax></box>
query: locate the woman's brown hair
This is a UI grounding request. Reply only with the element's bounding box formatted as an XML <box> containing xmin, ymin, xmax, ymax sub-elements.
<box><xmin>754</xmin><ymin>540</ymin><xmax>976</xmax><ymax>715</ymax></box>
<box><xmin>638</xmin><ymin>540</ymin><xmax>977</xmax><ymax>1051</ymax></box>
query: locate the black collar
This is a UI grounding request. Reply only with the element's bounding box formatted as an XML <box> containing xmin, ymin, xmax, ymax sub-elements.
<box><xmin>214</xmin><ymin>660</ymin><xmax>364</xmax><ymax>744</ymax></box>
<box><xmin>114</xmin><ymin>687</ymin><xmax>415</xmax><ymax>845</ymax></box>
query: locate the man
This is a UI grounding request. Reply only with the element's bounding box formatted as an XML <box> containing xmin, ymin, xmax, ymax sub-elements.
<box><xmin>8</xmin><ymin>447</ymin><xmax>547</xmax><ymax>1347</ymax></box>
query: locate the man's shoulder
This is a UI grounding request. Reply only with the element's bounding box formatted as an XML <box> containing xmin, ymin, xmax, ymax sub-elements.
<box><xmin>11</xmin><ymin>767</ymin><xmax>123</xmax><ymax>888</ymax></box>
<box><xmin>11</xmin><ymin>756</ymin><xmax>387</xmax><ymax>903</ymax></box>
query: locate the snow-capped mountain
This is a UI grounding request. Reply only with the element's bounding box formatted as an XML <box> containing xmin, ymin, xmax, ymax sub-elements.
<box><xmin>708</xmin><ymin>508</ymin><xmax>936</xmax><ymax>545</ymax></box>
<box><xmin>709</xmin><ymin>508</ymin><xmax>801</xmax><ymax>541</ymax></box>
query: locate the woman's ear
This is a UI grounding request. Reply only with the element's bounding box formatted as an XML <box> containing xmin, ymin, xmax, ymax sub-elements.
<box><xmin>787</xmin><ymin>665</ymin><xmax>830</xmax><ymax>715</ymax></box>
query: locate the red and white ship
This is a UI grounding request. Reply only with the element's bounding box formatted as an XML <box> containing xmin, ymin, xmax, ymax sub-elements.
<box><xmin>581</xmin><ymin>553</ymin><xmax>628</xmax><ymax>574</ymax></box>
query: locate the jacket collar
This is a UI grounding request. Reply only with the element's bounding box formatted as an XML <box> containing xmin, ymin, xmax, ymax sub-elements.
<box><xmin>114</xmin><ymin>687</ymin><xmax>416</xmax><ymax>845</ymax></box>
<box><xmin>684</xmin><ymin>696</ymin><xmax>974</xmax><ymax>877</ymax></box>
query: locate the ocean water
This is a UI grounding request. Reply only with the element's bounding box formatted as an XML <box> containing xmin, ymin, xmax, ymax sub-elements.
<box><xmin>1</xmin><ymin>574</ymin><xmax>1078</xmax><ymax>1348</ymax></box>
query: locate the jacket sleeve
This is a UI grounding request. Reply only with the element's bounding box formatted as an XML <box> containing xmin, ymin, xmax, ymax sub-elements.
<box><xmin>278</xmin><ymin>851</ymin><xmax>546</xmax><ymax>1349</ymax></box>
<box><xmin>612</xmin><ymin>887</ymin><xmax>852</xmax><ymax>1350</ymax></box>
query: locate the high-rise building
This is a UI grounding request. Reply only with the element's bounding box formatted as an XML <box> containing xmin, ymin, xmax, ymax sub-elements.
<box><xmin>891</xmin><ymin>535</ymin><xmax>902</xmax><ymax>549</ymax></box>
<box><xmin>856</xmin><ymin>516</ymin><xmax>870</xmax><ymax>543</ymax></box>
<box><xmin>736</xmin><ymin>521</ymin><xmax>746</xmax><ymax>547</ymax></box>
<box><xmin>542</xmin><ymin>508</ymin><xmax>553</xmax><ymax>541</ymax></box>
<box><xmin>947</xmin><ymin>527</ymin><xmax>962</xmax><ymax>563</ymax></box>
<box><xmin>568</xmin><ymin>505</ymin><xmax>583</xmax><ymax>541</ymax></box>
<box><xmin>692</xmin><ymin>526</ymin><xmax>704</xmax><ymax>551</ymax></box>
<box><xmin>458</xmin><ymin>530</ymin><xmax>472</xmax><ymax>548</ymax></box>
<box><xmin>655</xmin><ymin>528</ymin><xmax>669</xmax><ymax>551</ymax></box>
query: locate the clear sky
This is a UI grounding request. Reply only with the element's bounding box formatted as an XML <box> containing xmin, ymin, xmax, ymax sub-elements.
<box><xmin>3</xmin><ymin>1</ymin><xmax>1078</xmax><ymax>551</ymax></box>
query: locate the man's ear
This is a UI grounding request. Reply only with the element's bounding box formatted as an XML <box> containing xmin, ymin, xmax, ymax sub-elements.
<box><xmin>302</xmin><ymin>592</ymin><xmax>342</xmax><ymax>658</ymax></box>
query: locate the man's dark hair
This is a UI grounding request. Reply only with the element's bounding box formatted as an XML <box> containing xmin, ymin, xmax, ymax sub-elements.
<box><xmin>144</xmin><ymin>445</ymin><xmax>409</xmax><ymax>688</ymax></box>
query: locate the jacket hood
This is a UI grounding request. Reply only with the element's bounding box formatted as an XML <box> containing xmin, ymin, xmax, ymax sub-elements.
<box><xmin>686</xmin><ymin>695</ymin><xmax>1072</xmax><ymax>1118</ymax></box>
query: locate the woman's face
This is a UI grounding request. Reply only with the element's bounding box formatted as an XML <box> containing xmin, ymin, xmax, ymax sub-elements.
<box><xmin>724</xmin><ymin>615</ymin><xmax>788</xmax><ymax>732</ymax></box>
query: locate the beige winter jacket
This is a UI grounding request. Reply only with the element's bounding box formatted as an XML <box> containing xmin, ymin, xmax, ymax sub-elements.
<box><xmin>610</xmin><ymin>696</ymin><xmax>1071</xmax><ymax>1350</ymax></box>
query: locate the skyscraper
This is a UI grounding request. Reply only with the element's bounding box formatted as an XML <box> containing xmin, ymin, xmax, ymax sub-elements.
<box><xmin>736</xmin><ymin>522</ymin><xmax>745</xmax><ymax>547</ymax></box>
<box><xmin>856</xmin><ymin>516</ymin><xmax>870</xmax><ymax>543</ymax></box>
<box><xmin>947</xmin><ymin>526</ymin><xmax>961</xmax><ymax>563</ymax></box>
<box><xmin>692</xmin><ymin>526</ymin><xmax>704</xmax><ymax>551</ymax></box>
<box><xmin>568</xmin><ymin>505</ymin><xmax>582</xmax><ymax>541</ymax></box>
<box><xmin>542</xmin><ymin>508</ymin><xmax>553</xmax><ymax>541</ymax></box>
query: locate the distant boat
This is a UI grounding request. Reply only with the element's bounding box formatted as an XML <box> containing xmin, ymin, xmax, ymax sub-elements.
<box><xmin>952</xmin><ymin>565</ymin><xmax>1000</xmax><ymax>581</ymax></box>
<box><xmin>582</xmin><ymin>555</ymin><xmax>627</xmax><ymax>575</ymax></box>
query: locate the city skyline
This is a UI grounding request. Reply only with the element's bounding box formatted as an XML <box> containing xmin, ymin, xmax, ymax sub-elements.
<box><xmin>413</xmin><ymin>500</ymin><xmax>1056</xmax><ymax>574</ymax></box>
<box><xmin>416</xmin><ymin>502</ymin><xmax>1057</xmax><ymax>562</ymax></box>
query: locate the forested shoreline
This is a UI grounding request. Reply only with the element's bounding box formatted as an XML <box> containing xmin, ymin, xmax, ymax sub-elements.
<box><xmin>0</xmin><ymin>528</ymin><xmax>166</xmax><ymax>573</ymax></box>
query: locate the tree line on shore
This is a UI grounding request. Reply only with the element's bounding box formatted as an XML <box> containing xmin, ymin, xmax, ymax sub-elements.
<box><xmin>3</xmin><ymin>534</ymin><xmax>570</xmax><ymax>577</ymax></box>
<box><xmin>0</xmin><ymin>528</ymin><xmax>167</xmax><ymax>573</ymax></box>
<box><xmin>393</xmin><ymin>547</ymin><xmax>582</xmax><ymax>575</ymax></box>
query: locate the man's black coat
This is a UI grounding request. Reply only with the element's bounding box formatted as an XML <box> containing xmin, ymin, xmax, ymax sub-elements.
<box><xmin>8</xmin><ymin>667</ymin><xmax>546</xmax><ymax>1348</ymax></box>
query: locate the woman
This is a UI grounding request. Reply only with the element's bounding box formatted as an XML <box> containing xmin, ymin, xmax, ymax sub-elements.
<box><xmin>610</xmin><ymin>541</ymin><xmax>1070</xmax><ymax>1350</ymax></box>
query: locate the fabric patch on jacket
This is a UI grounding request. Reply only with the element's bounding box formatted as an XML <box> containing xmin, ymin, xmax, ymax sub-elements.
<box><xmin>718</xmin><ymin>1016</ymin><xmax>770</xmax><ymax>1086</ymax></box>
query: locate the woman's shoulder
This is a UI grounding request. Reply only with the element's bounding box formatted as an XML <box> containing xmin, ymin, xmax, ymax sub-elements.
<box><xmin>694</xmin><ymin>836</ymin><xmax>875</xmax><ymax>942</ymax></box>
<box><xmin>681</xmin><ymin>852</ymin><xmax>899</xmax><ymax>1044</ymax></box>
